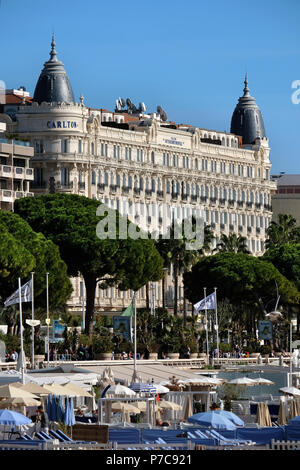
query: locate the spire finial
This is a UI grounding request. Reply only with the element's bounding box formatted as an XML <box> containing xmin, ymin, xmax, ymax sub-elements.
<box><xmin>50</xmin><ymin>33</ymin><xmax>58</xmax><ymax>61</ymax></box>
<box><xmin>243</xmin><ymin>73</ymin><xmax>250</xmax><ymax>96</ymax></box>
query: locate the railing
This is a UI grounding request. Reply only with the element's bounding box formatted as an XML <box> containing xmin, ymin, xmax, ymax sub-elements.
<box><xmin>270</xmin><ymin>439</ymin><xmax>300</xmax><ymax>450</ymax></box>
<box><xmin>114</xmin><ymin>442</ymin><xmax>195</xmax><ymax>450</ymax></box>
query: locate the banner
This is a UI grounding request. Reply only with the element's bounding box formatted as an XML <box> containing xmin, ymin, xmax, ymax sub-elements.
<box><xmin>52</xmin><ymin>320</ymin><xmax>65</xmax><ymax>343</ymax></box>
<box><xmin>194</xmin><ymin>291</ymin><xmax>216</xmax><ymax>313</ymax></box>
<box><xmin>258</xmin><ymin>320</ymin><xmax>273</xmax><ymax>341</ymax></box>
<box><xmin>113</xmin><ymin>316</ymin><xmax>132</xmax><ymax>341</ymax></box>
<box><xmin>4</xmin><ymin>279</ymin><xmax>32</xmax><ymax>307</ymax></box>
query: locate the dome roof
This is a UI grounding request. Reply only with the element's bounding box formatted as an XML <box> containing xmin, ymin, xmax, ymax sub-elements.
<box><xmin>230</xmin><ymin>75</ymin><xmax>266</xmax><ymax>145</ymax></box>
<box><xmin>33</xmin><ymin>35</ymin><xmax>75</xmax><ymax>105</ymax></box>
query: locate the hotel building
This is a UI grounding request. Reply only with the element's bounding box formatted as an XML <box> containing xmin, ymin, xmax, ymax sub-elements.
<box><xmin>3</xmin><ymin>37</ymin><xmax>277</xmax><ymax>315</ymax></box>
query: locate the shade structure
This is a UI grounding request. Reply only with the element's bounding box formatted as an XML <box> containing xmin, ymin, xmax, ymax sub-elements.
<box><xmin>228</xmin><ymin>377</ymin><xmax>257</xmax><ymax>386</ymax></box>
<box><xmin>0</xmin><ymin>396</ymin><xmax>41</xmax><ymax>408</ymax></box>
<box><xmin>0</xmin><ymin>384</ymin><xmax>39</xmax><ymax>400</ymax></box>
<box><xmin>129</xmin><ymin>383</ymin><xmax>157</xmax><ymax>393</ymax></box>
<box><xmin>0</xmin><ymin>409</ymin><xmax>32</xmax><ymax>426</ymax></box>
<box><xmin>214</xmin><ymin>410</ymin><xmax>244</xmax><ymax>426</ymax></box>
<box><xmin>111</xmin><ymin>402</ymin><xmax>141</xmax><ymax>414</ymax></box>
<box><xmin>106</xmin><ymin>384</ymin><xmax>136</xmax><ymax>397</ymax></box>
<box><xmin>62</xmin><ymin>382</ymin><xmax>93</xmax><ymax>398</ymax></box>
<box><xmin>184</xmin><ymin>376</ymin><xmax>225</xmax><ymax>386</ymax></box>
<box><xmin>256</xmin><ymin>402</ymin><xmax>272</xmax><ymax>427</ymax></box>
<box><xmin>187</xmin><ymin>411</ymin><xmax>237</xmax><ymax>430</ymax></box>
<box><xmin>279</xmin><ymin>386</ymin><xmax>300</xmax><ymax>397</ymax></box>
<box><xmin>158</xmin><ymin>400</ymin><xmax>183</xmax><ymax>411</ymax></box>
<box><xmin>277</xmin><ymin>400</ymin><xmax>287</xmax><ymax>426</ymax></box>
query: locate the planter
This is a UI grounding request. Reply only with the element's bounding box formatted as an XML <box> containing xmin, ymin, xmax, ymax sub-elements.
<box><xmin>168</xmin><ymin>353</ymin><xmax>180</xmax><ymax>359</ymax></box>
<box><xmin>198</xmin><ymin>353</ymin><xmax>207</xmax><ymax>358</ymax></box>
<box><xmin>95</xmin><ymin>353</ymin><xmax>112</xmax><ymax>360</ymax></box>
<box><xmin>114</xmin><ymin>354</ymin><xmax>122</xmax><ymax>360</ymax></box>
<box><xmin>190</xmin><ymin>353</ymin><xmax>198</xmax><ymax>359</ymax></box>
<box><xmin>250</xmin><ymin>353</ymin><xmax>260</xmax><ymax>358</ymax></box>
<box><xmin>149</xmin><ymin>353</ymin><xmax>158</xmax><ymax>360</ymax></box>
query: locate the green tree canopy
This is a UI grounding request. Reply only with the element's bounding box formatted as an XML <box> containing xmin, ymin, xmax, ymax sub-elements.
<box><xmin>183</xmin><ymin>252</ymin><xmax>300</xmax><ymax>335</ymax></box>
<box><xmin>15</xmin><ymin>193</ymin><xmax>164</xmax><ymax>336</ymax></box>
<box><xmin>0</xmin><ymin>211</ymin><xmax>72</xmax><ymax>309</ymax></box>
<box><xmin>266</xmin><ymin>214</ymin><xmax>300</xmax><ymax>249</ymax></box>
<box><xmin>214</xmin><ymin>233</ymin><xmax>250</xmax><ymax>254</ymax></box>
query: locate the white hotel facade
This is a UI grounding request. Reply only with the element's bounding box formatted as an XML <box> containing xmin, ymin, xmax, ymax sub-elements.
<box><xmin>6</xmin><ymin>37</ymin><xmax>277</xmax><ymax>315</ymax></box>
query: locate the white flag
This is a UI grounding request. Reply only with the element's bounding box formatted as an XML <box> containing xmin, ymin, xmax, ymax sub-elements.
<box><xmin>4</xmin><ymin>279</ymin><xmax>33</xmax><ymax>307</ymax></box>
<box><xmin>194</xmin><ymin>291</ymin><xmax>216</xmax><ymax>313</ymax></box>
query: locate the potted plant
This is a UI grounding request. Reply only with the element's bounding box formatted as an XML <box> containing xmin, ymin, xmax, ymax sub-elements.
<box><xmin>92</xmin><ymin>329</ymin><xmax>114</xmax><ymax>360</ymax></box>
<box><xmin>162</xmin><ymin>334</ymin><xmax>181</xmax><ymax>359</ymax></box>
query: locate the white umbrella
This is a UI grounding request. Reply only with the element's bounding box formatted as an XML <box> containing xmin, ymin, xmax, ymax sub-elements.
<box><xmin>252</xmin><ymin>377</ymin><xmax>274</xmax><ymax>386</ymax></box>
<box><xmin>106</xmin><ymin>384</ymin><xmax>136</xmax><ymax>397</ymax></box>
<box><xmin>150</xmin><ymin>384</ymin><xmax>170</xmax><ymax>394</ymax></box>
<box><xmin>279</xmin><ymin>387</ymin><xmax>300</xmax><ymax>397</ymax></box>
<box><xmin>111</xmin><ymin>402</ymin><xmax>141</xmax><ymax>413</ymax></box>
<box><xmin>228</xmin><ymin>377</ymin><xmax>257</xmax><ymax>386</ymax></box>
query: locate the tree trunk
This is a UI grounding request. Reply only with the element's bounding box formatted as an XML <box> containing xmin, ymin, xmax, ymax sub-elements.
<box><xmin>162</xmin><ymin>276</ymin><xmax>165</xmax><ymax>309</ymax></box>
<box><xmin>174</xmin><ymin>263</ymin><xmax>178</xmax><ymax>316</ymax></box>
<box><xmin>83</xmin><ymin>274</ymin><xmax>97</xmax><ymax>338</ymax></box>
<box><xmin>146</xmin><ymin>283</ymin><xmax>150</xmax><ymax>311</ymax></box>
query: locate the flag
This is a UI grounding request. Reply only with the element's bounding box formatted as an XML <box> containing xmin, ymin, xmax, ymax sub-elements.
<box><xmin>4</xmin><ymin>279</ymin><xmax>33</xmax><ymax>307</ymax></box>
<box><xmin>121</xmin><ymin>303</ymin><xmax>133</xmax><ymax>317</ymax></box>
<box><xmin>156</xmin><ymin>393</ymin><xmax>160</xmax><ymax>402</ymax></box>
<box><xmin>193</xmin><ymin>291</ymin><xmax>216</xmax><ymax>313</ymax></box>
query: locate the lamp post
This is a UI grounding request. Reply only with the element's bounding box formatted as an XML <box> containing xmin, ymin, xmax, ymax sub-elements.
<box><xmin>46</xmin><ymin>272</ymin><xmax>50</xmax><ymax>367</ymax></box>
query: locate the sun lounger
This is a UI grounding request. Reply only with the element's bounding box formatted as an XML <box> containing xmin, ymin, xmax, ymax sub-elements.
<box><xmin>209</xmin><ymin>429</ymin><xmax>253</xmax><ymax>446</ymax></box>
<box><xmin>49</xmin><ymin>429</ymin><xmax>67</xmax><ymax>442</ymax></box>
<box><xmin>54</xmin><ymin>429</ymin><xmax>73</xmax><ymax>442</ymax></box>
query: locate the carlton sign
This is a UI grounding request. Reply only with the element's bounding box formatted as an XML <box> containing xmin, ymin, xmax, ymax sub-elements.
<box><xmin>47</xmin><ymin>120</ymin><xmax>78</xmax><ymax>129</ymax></box>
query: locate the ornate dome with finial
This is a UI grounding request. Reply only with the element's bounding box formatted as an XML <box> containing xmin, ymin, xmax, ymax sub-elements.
<box><xmin>33</xmin><ymin>35</ymin><xmax>75</xmax><ymax>104</ymax></box>
<box><xmin>230</xmin><ymin>75</ymin><xmax>266</xmax><ymax>145</ymax></box>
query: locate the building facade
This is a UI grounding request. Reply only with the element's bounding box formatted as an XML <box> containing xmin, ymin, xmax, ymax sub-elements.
<box><xmin>9</xmin><ymin>37</ymin><xmax>277</xmax><ymax>315</ymax></box>
<box><xmin>271</xmin><ymin>174</ymin><xmax>300</xmax><ymax>225</ymax></box>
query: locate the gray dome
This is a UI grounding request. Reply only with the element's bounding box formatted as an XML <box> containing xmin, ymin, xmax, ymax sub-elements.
<box><xmin>33</xmin><ymin>35</ymin><xmax>75</xmax><ymax>105</ymax></box>
<box><xmin>230</xmin><ymin>75</ymin><xmax>266</xmax><ymax>145</ymax></box>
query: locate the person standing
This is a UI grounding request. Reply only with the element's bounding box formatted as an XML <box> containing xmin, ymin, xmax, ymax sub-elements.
<box><xmin>36</xmin><ymin>405</ymin><xmax>50</xmax><ymax>434</ymax></box>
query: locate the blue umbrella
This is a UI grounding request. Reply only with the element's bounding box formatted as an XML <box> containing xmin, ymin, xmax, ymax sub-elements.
<box><xmin>214</xmin><ymin>410</ymin><xmax>244</xmax><ymax>426</ymax></box>
<box><xmin>129</xmin><ymin>383</ymin><xmax>157</xmax><ymax>393</ymax></box>
<box><xmin>51</xmin><ymin>394</ymin><xmax>57</xmax><ymax>422</ymax></box>
<box><xmin>69</xmin><ymin>397</ymin><xmax>76</xmax><ymax>426</ymax></box>
<box><xmin>47</xmin><ymin>394</ymin><xmax>53</xmax><ymax>421</ymax></box>
<box><xmin>0</xmin><ymin>409</ymin><xmax>32</xmax><ymax>426</ymax></box>
<box><xmin>56</xmin><ymin>395</ymin><xmax>65</xmax><ymax>422</ymax></box>
<box><xmin>187</xmin><ymin>411</ymin><xmax>237</xmax><ymax>430</ymax></box>
<box><xmin>288</xmin><ymin>415</ymin><xmax>300</xmax><ymax>427</ymax></box>
<box><xmin>63</xmin><ymin>397</ymin><xmax>70</xmax><ymax>426</ymax></box>
<box><xmin>64</xmin><ymin>397</ymin><xmax>75</xmax><ymax>426</ymax></box>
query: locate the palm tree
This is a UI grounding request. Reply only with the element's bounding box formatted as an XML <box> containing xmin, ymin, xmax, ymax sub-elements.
<box><xmin>214</xmin><ymin>233</ymin><xmax>250</xmax><ymax>254</ymax></box>
<box><xmin>266</xmin><ymin>213</ymin><xmax>298</xmax><ymax>249</ymax></box>
<box><xmin>156</xmin><ymin>219</ymin><xmax>214</xmax><ymax>318</ymax></box>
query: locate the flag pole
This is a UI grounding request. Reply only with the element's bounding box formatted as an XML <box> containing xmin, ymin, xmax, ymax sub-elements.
<box><xmin>204</xmin><ymin>287</ymin><xmax>209</xmax><ymax>364</ymax></box>
<box><xmin>18</xmin><ymin>278</ymin><xmax>25</xmax><ymax>385</ymax></box>
<box><xmin>132</xmin><ymin>291</ymin><xmax>138</xmax><ymax>383</ymax></box>
<box><xmin>31</xmin><ymin>272</ymin><xmax>35</xmax><ymax>369</ymax></box>
<box><xmin>214</xmin><ymin>287</ymin><xmax>219</xmax><ymax>359</ymax></box>
<box><xmin>46</xmin><ymin>272</ymin><xmax>50</xmax><ymax>367</ymax></box>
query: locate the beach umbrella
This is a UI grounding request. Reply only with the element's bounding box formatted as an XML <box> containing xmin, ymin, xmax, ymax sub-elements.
<box><xmin>187</xmin><ymin>411</ymin><xmax>237</xmax><ymax>430</ymax></box>
<box><xmin>279</xmin><ymin>386</ymin><xmax>300</xmax><ymax>397</ymax></box>
<box><xmin>277</xmin><ymin>400</ymin><xmax>287</xmax><ymax>426</ymax></box>
<box><xmin>288</xmin><ymin>415</ymin><xmax>300</xmax><ymax>427</ymax></box>
<box><xmin>256</xmin><ymin>402</ymin><xmax>265</xmax><ymax>426</ymax></box>
<box><xmin>56</xmin><ymin>395</ymin><xmax>65</xmax><ymax>422</ymax></box>
<box><xmin>46</xmin><ymin>394</ymin><xmax>53</xmax><ymax>420</ymax></box>
<box><xmin>263</xmin><ymin>402</ymin><xmax>272</xmax><ymax>427</ymax></box>
<box><xmin>129</xmin><ymin>383</ymin><xmax>157</xmax><ymax>393</ymax></box>
<box><xmin>183</xmin><ymin>396</ymin><xmax>193</xmax><ymax>421</ymax></box>
<box><xmin>289</xmin><ymin>399</ymin><xmax>299</xmax><ymax>419</ymax></box>
<box><xmin>252</xmin><ymin>377</ymin><xmax>274</xmax><ymax>386</ymax></box>
<box><xmin>0</xmin><ymin>397</ymin><xmax>41</xmax><ymax>409</ymax></box>
<box><xmin>42</xmin><ymin>383</ymin><xmax>75</xmax><ymax>396</ymax></box>
<box><xmin>62</xmin><ymin>382</ymin><xmax>92</xmax><ymax>398</ymax></box>
<box><xmin>228</xmin><ymin>377</ymin><xmax>257</xmax><ymax>386</ymax></box>
<box><xmin>50</xmin><ymin>394</ymin><xmax>57</xmax><ymax>422</ymax></box>
<box><xmin>214</xmin><ymin>410</ymin><xmax>244</xmax><ymax>426</ymax></box>
<box><xmin>64</xmin><ymin>397</ymin><xmax>76</xmax><ymax>439</ymax></box>
<box><xmin>0</xmin><ymin>384</ymin><xmax>39</xmax><ymax>399</ymax></box>
<box><xmin>148</xmin><ymin>384</ymin><xmax>170</xmax><ymax>394</ymax></box>
<box><xmin>106</xmin><ymin>384</ymin><xmax>136</xmax><ymax>397</ymax></box>
<box><xmin>0</xmin><ymin>409</ymin><xmax>32</xmax><ymax>426</ymax></box>
<box><xmin>13</xmin><ymin>382</ymin><xmax>51</xmax><ymax>396</ymax></box>
<box><xmin>111</xmin><ymin>402</ymin><xmax>141</xmax><ymax>414</ymax></box>
<box><xmin>158</xmin><ymin>400</ymin><xmax>183</xmax><ymax>411</ymax></box>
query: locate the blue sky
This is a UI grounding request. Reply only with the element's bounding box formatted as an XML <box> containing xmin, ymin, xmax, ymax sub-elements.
<box><xmin>1</xmin><ymin>0</ymin><xmax>299</xmax><ymax>174</ymax></box>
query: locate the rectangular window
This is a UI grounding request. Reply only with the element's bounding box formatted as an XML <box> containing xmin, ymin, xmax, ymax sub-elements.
<box><xmin>78</xmin><ymin>140</ymin><xmax>82</xmax><ymax>154</ymax></box>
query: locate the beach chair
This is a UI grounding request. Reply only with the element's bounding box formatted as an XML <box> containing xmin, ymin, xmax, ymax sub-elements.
<box><xmin>35</xmin><ymin>432</ymin><xmax>50</xmax><ymax>442</ymax></box>
<box><xmin>49</xmin><ymin>429</ymin><xmax>66</xmax><ymax>442</ymax></box>
<box><xmin>54</xmin><ymin>429</ymin><xmax>73</xmax><ymax>442</ymax></box>
<box><xmin>209</xmin><ymin>429</ymin><xmax>253</xmax><ymax>446</ymax></box>
<box><xmin>203</xmin><ymin>429</ymin><xmax>236</xmax><ymax>446</ymax></box>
